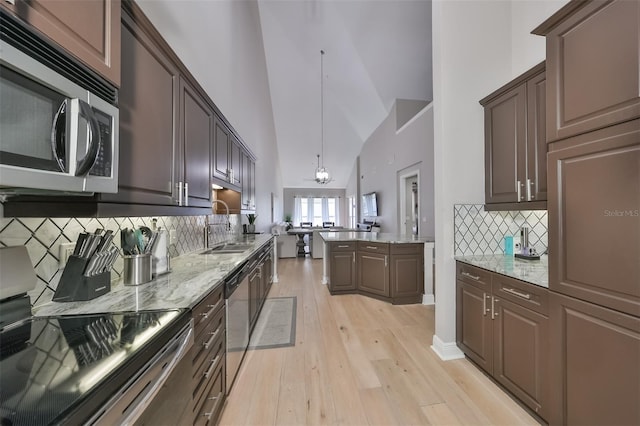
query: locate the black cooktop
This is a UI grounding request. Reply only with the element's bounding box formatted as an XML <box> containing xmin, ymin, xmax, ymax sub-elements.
<box><xmin>0</xmin><ymin>307</ymin><xmax>189</xmax><ymax>426</ymax></box>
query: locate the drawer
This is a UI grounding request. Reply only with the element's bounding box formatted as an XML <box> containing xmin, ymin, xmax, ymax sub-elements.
<box><xmin>358</xmin><ymin>241</ymin><xmax>389</xmax><ymax>254</ymax></box>
<box><xmin>192</xmin><ymin>330</ymin><xmax>225</xmax><ymax>406</ymax></box>
<box><xmin>390</xmin><ymin>243</ymin><xmax>424</xmax><ymax>255</ymax></box>
<box><xmin>330</xmin><ymin>241</ymin><xmax>356</xmax><ymax>252</ymax></box>
<box><xmin>492</xmin><ymin>274</ymin><xmax>549</xmax><ymax>316</ymax></box>
<box><xmin>193</xmin><ymin>359</ymin><xmax>225</xmax><ymax>426</ymax></box>
<box><xmin>456</xmin><ymin>262</ymin><xmax>492</xmax><ymax>291</ymax></box>
<box><xmin>192</xmin><ymin>306</ymin><xmax>225</xmax><ymax>378</ymax></box>
<box><xmin>193</xmin><ymin>284</ymin><xmax>224</xmax><ymax>336</ymax></box>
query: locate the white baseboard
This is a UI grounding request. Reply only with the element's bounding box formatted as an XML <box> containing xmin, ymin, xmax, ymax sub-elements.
<box><xmin>422</xmin><ymin>294</ymin><xmax>435</xmax><ymax>305</ymax></box>
<box><xmin>431</xmin><ymin>335</ymin><xmax>464</xmax><ymax>361</ymax></box>
<box><xmin>321</xmin><ymin>276</ymin><xmax>328</xmax><ymax>285</ymax></box>
<box><xmin>272</xmin><ymin>274</ymin><xmax>279</xmax><ymax>283</ymax></box>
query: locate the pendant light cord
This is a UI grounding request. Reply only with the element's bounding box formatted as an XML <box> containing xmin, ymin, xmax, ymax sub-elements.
<box><xmin>320</xmin><ymin>49</ymin><xmax>325</xmax><ymax>168</ymax></box>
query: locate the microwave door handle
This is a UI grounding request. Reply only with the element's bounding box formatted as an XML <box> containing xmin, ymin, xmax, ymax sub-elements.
<box><xmin>73</xmin><ymin>99</ymin><xmax>102</xmax><ymax>176</ymax></box>
<box><xmin>51</xmin><ymin>99</ymin><xmax>69</xmax><ymax>172</ymax></box>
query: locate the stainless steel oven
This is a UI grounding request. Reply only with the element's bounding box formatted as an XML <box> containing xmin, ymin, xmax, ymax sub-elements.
<box><xmin>0</xmin><ymin>9</ymin><xmax>118</xmax><ymax>196</ymax></box>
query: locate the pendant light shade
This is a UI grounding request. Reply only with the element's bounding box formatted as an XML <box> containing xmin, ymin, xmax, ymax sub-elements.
<box><xmin>315</xmin><ymin>49</ymin><xmax>330</xmax><ymax>185</ymax></box>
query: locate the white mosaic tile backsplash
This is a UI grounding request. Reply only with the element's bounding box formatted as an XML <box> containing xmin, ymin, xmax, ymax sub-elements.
<box><xmin>0</xmin><ymin>214</ymin><xmax>240</xmax><ymax>307</ymax></box>
<box><xmin>454</xmin><ymin>204</ymin><xmax>548</xmax><ymax>256</ymax></box>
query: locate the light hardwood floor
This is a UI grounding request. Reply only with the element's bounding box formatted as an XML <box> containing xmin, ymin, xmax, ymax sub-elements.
<box><xmin>219</xmin><ymin>258</ymin><xmax>541</xmax><ymax>426</ymax></box>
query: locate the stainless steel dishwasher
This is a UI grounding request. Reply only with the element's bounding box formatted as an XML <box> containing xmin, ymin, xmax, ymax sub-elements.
<box><xmin>225</xmin><ymin>262</ymin><xmax>250</xmax><ymax>394</ymax></box>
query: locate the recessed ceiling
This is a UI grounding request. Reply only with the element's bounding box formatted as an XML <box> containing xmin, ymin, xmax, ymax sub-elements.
<box><xmin>258</xmin><ymin>0</ymin><xmax>433</xmax><ymax>188</ymax></box>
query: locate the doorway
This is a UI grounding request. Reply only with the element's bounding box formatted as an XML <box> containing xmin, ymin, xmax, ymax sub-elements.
<box><xmin>398</xmin><ymin>167</ymin><xmax>420</xmax><ymax>237</ymax></box>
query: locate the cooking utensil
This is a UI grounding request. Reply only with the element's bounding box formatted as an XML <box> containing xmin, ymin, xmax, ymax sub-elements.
<box><xmin>134</xmin><ymin>229</ymin><xmax>145</xmax><ymax>254</ymax></box>
<box><xmin>121</xmin><ymin>229</ymin><xmax>138</xmax><ymax>256</ymax></box>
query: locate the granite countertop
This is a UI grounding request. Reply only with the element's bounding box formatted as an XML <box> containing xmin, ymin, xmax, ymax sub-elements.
<box><xmin>34</xmin><ymin>234</ymin><xmax>274</xmax><ymax>317</ymax></box>
<box><xmin>455</xmin><ymin>254</ymin><xmax>549</xmax><ymax>288</ymax></box>
<box><xmin>319</xmin><ymin>231</ymin><xmax>435</xmax><ymax>244</ymax></box>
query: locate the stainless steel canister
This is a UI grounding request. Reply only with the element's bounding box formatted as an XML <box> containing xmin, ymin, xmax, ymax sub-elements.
<box><xmin>123</xmin><ymin>253</ymin><xmax>152</xmax><ymax>286</ymax></box>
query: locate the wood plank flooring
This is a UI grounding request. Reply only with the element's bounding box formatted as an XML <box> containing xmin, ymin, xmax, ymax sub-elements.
<box><xmin>219</xmin><ymin>258</ymin><xmax>541</xmax><ymax>426</ymax></box>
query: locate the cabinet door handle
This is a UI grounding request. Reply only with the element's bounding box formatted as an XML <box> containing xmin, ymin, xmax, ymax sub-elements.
<box><xmin>384</xmin><ymin>255</ymin><xmax>388</xmax><ymax>267</ymax></box>
<box><xmin>178</xmin><ymin>181</ymin><xmax>183</xmax><ymax>206</ymax></box>
<box><xmin>503</xmin><ymin>287</ymin><xmax>531</xmax><ymax>300</ymax></box>
<box><xmin>516</xmin><ymin>180</ymin><xmax>522</xmax><ymax>202</ymax></box>
<box><xmin>491</xmin><ymin>297</ymin><xmax>499</xmax><ymax>320</ymax></box>
<box><xmin>482</xmin><ymin>292</ymin><xmax>487</xmax><ymax>316</ymax></box>
<box><xmin>526</xmin><ymin>178</ymin><xmax>532</xmax><ymax>201</ymax></box>
<box><xmin>184</xmin><ymin>182</ymin><xmax>189</xmax><ymax>206</ymax></box>
<box><xmin>461</xmin><ymin>271</ymin><xmax>480</xmax><ymax>281</ymax></box>
<box><xmin>366</xmin><ymin>246</ymin><xmax>378</xmax><ymax>250</ymax></box>
<box><xmin>352</xmin><ymin>252</ymin><xmax>355</xmax><ymax>263</ymax></box>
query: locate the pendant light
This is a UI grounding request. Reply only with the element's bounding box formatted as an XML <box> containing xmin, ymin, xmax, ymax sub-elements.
<box><xmin>315</xmin><ymin>49</ymin><xmax>330</xmax><ymax>184</ymax></box>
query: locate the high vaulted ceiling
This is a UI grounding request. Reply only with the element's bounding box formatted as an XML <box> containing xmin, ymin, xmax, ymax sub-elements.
<box><xmin>258</xmin><ymin>0</ymin><xmax>432</xmax><ymax>188</ymax></box>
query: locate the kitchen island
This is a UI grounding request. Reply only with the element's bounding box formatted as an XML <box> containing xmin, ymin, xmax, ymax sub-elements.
<box><xmin>319</xmin><ymin>232</ymin><xmax>435</xmax><ymax>305</ymax></box>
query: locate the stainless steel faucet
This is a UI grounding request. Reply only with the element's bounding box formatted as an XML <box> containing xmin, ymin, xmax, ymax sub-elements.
<box><xmin>204</xmin><ymin>200</ymin><xmax>231</xmax><ymax>248</ymax></box>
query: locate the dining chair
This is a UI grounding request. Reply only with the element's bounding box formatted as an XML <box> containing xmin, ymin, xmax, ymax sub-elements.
<box><xmin>322</xmin><ymin>221</ymin><xmax>334</xmax><ymax>228</ymax></box>
<box><xmin>300</xmin><ymin>222</ymin><xmax>312</xmax><ymax>228</ymax></box>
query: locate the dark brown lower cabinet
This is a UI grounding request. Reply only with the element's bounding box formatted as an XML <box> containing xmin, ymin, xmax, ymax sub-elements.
<box><xmin>328</xmin><ymin>242</ymin><xmax>357</xmax><ymax>293</ymax></box>
<box><xmin>456</xmin><ymin>262</ymin><xmax>549</xmax><ymax>420</ymax></box>
<box><xmin>549</xmin><ymin>292</ymin><xmax>640</xmax><ymax>426</ymax></box>
<box><xmin>327</xmin><ymin>242</ymin><xmax>423</xmax><ymax>304</ymax></box>
<box><xmin>357</xmin><ymin>250</ymin><xmax>389</xmax><ymax>298</ymax></box>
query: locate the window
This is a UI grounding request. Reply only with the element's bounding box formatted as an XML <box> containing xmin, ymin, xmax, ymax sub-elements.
<box><xmin>294</xmin><ymin>196</ymin><xmax>340</xmax><ymax>227</ymax></box>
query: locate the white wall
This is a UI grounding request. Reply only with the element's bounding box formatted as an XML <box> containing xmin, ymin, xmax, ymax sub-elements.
<box><xmin>431</xmin><ymin>0</ymin><xmax>567</xmax><ymax>359</ymax></box>
<box><xmin>356</xmin><ymin>101</ymin><xmax>435</xmax><ymax>237</ymax></box>
<box><xmin>136</xmin><ymin>0</ymin><xmax>282</xmax><ymax>233</ymax></box>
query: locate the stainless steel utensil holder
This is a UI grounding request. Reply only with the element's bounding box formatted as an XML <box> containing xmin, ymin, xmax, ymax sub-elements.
<box><xmin>53</xmin><ymin>255</ymin><xmax>111</xmax><ymax>302</ymax></box>
<box><xmin>123</xmin><ymin>253</ymin><xmax>152</xmax><ymax>286</ymax></box>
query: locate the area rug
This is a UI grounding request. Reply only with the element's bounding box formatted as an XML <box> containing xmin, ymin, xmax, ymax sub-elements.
<box><xmin>249</xmin><ymin>296</ymin><xmax>297</xmax><ymax>350</ymax></box>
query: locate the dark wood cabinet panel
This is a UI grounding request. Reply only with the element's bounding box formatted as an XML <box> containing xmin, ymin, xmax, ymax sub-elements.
<box><xmin>390</xmin><ymin>253</ymin><xmax>423</xmax><ymax>302</ymax></box>
<box><xmin>1</xmin><ymin>0</ymin><xmax>121</xmax><ymax>86</ymax></box>
<box><xmin>456</xmin><ymin>280</ymin><xmax>493</xmax><ymax>373</ymax></box>
<box><xmin>534</xmin><ymin>0</ymin><xmax>640</xmax><ymax>142</ymax></box>
<box><xmin>180</xmin><ymin>77</ymin><xmax>213</xmax><ymax>207</ymax></box>
<box><xmin>241</xmin><ymin>153</ymin><xmax>256</xmax><ymax>211</ymax></box>
<box><xmin>103</xmin><ymin>11</ymin><xmax>178</xmax><ymax>206</ymax></box>
<box><xmin>213</xmin><ymin>117</ymin><xmax>230</xmax><ymax>183</ymax></box>
<box><xmin>481</xmin><ymin>63</ymin><xmax>547</xmax><ymax>208</ymax></box>
<box><xmin>329</xmin><ymin>249</ymin><xmax>356</xmax><ymax>293</ymax></box>
<box><xmin>483</xmin><ymin>84</ymin><xmax>526</xmax><ymax>204</ymax></box>
<box><xmin>548</xmin><ymin>292</ymin><xmax>640</xmax><ymax>426</ymax></box>
<box><xmin>548</xmin><ymin>121</ymin><xmax>640</xmax><ymax>317</ymax></box>
<box><xmin>526</xmin><ymin>71</ymin><xmax>547</xmax><ymax>202</ymax></box>
<box><xmin>357</xmin><ymin>252</ymin><xmax>389</xmax><ymax>297</ymax></box>
<box><xmin>230</xmin><ymin>135</ymin><xmax>242</xmax><ymax>187</ymax></box>
<box><xmin>493</xmin><ymin>297</ymin><xmax>548</xmax><ymax>419</ymax></box>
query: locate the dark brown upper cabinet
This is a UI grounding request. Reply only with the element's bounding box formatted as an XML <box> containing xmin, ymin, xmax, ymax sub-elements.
<box><xmin>533</xmin><ymin>0</ymin><xmax>640</xmax><ymax>143</ymax></box>
<box><xmin>480</xmin><ymin>63</ymin><xmax>547</xmax><ymax>210</ymax></box>
<box><xmin>179</xmin><ymin>77</ymin><xmax>214</xmax><ymax>208</ymax></box>
<box><xmin>102</xmin><ymin>7</ymin><xmax>179</xmax><ymax>207</ymax></box>
<box><xmin>547</xmin><ymin>120</ymin><xmax>640</xmax><ymax>317</ymax></box>
<box><xmin>213</xmin><ymin>116</ymin><xmax>242</xmax><ymax>191</ymax></box>
<box><xmin>241</xmin><ymin>152</ymin><xmax>256</xmax><ymax>211</ymax></box>
<box><xmin>1</xmin><ymin>0</ymin><xmax>121</xmax><ymax>86</ymax></box>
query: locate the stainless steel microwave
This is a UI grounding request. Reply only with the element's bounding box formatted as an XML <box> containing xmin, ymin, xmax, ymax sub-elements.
<box><xmin>0</xmin><ymin>15</ymin><xmax>119</xmax><ymax>196</ymax></box>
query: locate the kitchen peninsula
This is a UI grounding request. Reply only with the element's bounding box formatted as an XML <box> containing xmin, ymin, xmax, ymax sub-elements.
<box><xmin>320</xmin><ymin>232</ymin><xmax>435</xmax><ymax>305</ymax></box>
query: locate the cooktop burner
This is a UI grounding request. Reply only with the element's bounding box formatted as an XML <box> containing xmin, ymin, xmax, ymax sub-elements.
<box><xmin>0</xmin><ymin>309</ymin><xmax>188</xmax><ymax>426</ymax></box>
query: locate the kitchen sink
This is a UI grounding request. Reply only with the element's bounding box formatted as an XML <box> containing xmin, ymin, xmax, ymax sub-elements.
<box><xmin>201</xmin><ymin>244</ymin><xmax>253</xmax><ymax>254</ymax></box>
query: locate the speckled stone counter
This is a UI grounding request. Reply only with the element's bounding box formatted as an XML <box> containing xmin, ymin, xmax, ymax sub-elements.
<box><xmin>34</xmin><ymin>234</ymin><xmax>274</xmax><ymax>316</ymax></box>
<box><xmin>319</xmin><ymin>231</ymin><xmax>435</xmax><ymax>244</ymax></box>
<box><xmin>455</xmin><ymin>254</ymin><xmax>549</xmax><ymax>288</ymax></box>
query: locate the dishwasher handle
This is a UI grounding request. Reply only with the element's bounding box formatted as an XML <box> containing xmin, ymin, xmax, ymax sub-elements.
<box><xmin>91</xmin><ymin>320</ymin><xmax>194</xmax><ymax>426</ymax></box>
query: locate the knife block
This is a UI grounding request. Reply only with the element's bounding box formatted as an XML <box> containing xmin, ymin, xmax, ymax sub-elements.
<box><xmin>52</xmin><ymin>255</ymin><xmax>111</xmax><ymax>302</ymax></box>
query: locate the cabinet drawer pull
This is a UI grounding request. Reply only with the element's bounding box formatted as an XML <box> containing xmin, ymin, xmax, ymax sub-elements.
<box><xmin>204</xmin><ymin>391</ymin><xmax>223</xmax><ymax>419</ymax></box>
<box><xmin>461</xmin><ymin>271</ymin><xmax>481</xmax><ymax>281</ymax></box>
<box><xmin>203</xmin><ymin>327</ymin><xmax>221</xmax><ymax>349</ymax></box>
<box><xmin>366</xmin><ymin>246</ymin><xmax>378</xmax><ymax>250</ymax></box>
<box><xmin>204</xmin><ymin>355</ymin><xmax>220</xmax><ymax>379</ymax></box>
<box><xmin>200</xmin><ymin>299</ymin><xmax>223</xmax><ymax>320</ymax></box>
<box><xmin>503</xmin><ymin>287</ymin><xmax>531</xmax><ymax>300</ymax></box>
<box><xmin>338</xmin><ymin>245</ymin><xmax>349</xmax><ymax>248</ymax></box>
<box><xmin>491</xmin><ymin>297</ymin><xmax>499</xmax><ymax>320</ymax></box>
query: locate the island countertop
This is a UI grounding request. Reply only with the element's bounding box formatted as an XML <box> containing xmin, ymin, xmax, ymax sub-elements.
<box><xmin>319</xmin><ymin>231</ymin><xmax>435</xmax><ymax>244</ymax></box>
<box><xmin>34</xmin><ymin>234</ymin><xmax>274</xmax><ymax>317</ymax></box>
<box><xmin>455</xmin><ymin>254</ymin><xmax>549</xmax><ymax>288</ymax></box>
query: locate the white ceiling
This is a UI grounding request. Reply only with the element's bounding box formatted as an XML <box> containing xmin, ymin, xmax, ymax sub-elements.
<box><xmin>257</xmin><ymin>0</ymin><xmax>432</xmax><ymax>188</ymax></box>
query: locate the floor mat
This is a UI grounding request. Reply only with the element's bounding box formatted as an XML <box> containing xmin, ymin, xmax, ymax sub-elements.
<box><xmin>248</xmin><ymin>296</ymin><xmax>297</xmax><ymax>350</ymax></box>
